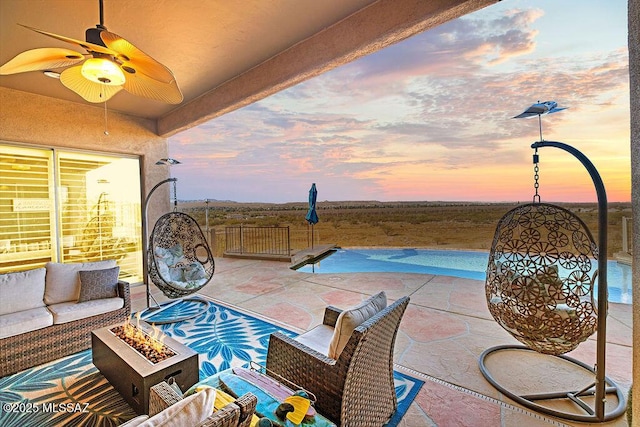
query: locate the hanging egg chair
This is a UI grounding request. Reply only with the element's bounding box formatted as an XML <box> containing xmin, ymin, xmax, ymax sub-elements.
<box><xmin>479</xmin><ymin>198</ymin><xmax>627</xmax><ymax>422</ymax></box>
<box><xmin>478</xmin><ymin>105</ymin><xmax>626</xmax><ymax>422</ymax></box>
<box><xmin>148</xmin><ymin>211</ymin><xmax>215</xmax><ymax>299</ymax></box>
<box><xmin>485</xmin><ymin>202</ymin><xmax>598</xmax><ymax>355</ymax></box>
<box><xmin>141</xmin><ymin>176</ymin><xmax>214</xmax><ymax>324</ymax></box>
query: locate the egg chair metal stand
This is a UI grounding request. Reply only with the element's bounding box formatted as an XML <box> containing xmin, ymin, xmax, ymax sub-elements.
<box><xmin>140</xmin><ymin>178</ymin><xmax>213</xmax><ymax>324</ymax></box>
<box><xmin>478</xmin><ymin>140</ymin><xmax>626</xmax><ymax>422</ymax></box>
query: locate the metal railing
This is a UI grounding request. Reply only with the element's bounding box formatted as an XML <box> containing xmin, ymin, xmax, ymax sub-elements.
<box><xmin>224</xmin><ymin>226</ymin><xmax>291</xmax><ymax>256</ymax></box>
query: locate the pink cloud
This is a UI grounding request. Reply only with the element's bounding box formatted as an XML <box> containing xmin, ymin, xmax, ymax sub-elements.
<box><xmin>168</xmin><ymin>3</ymin><xmax>630</xmax><ymax>203</ymax></box>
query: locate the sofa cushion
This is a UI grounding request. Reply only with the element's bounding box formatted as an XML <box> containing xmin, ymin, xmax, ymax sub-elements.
<box><xmin>0</xmin><ymin>268</ymin><xmax>46</xmax><ymax>316</ymax></box>
<box><xmin>0</xmin><ymin>307</ymin><xmax>53</xmax><ymax>339</ymax></box>
<box><xmin>48</xmin><ymin>297</ymin><xmax>124</xmax><ymax>324</ymax></box>
<box><xmin>44</xmin><ymin>260</ymin><xmax>117</xmax><ymax>304</ymax></box>
<box><xmin>138</xmin><ymin>387</ymin><xmax>216</xmax><ymax>427</ymax></box>
<box><xmin>295</xmin><ymin>324</ymin><xmax>335</xmax><ymax>356</ymax></box>
<box><xmin>328</xmin><ymin>291</ymin><xmax>387</xmax><ymax>359</ymax></box>
<box><xmin>77</xmin><ymin>266</ymin><xmax>120</xmax><ymax>302</ymax></box>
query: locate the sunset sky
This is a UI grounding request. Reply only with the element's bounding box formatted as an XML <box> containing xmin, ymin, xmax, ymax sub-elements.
<box><xmin>168</xmin><ymin>0</ymin><xmax>631</xmax><ymax>204</ymax></box>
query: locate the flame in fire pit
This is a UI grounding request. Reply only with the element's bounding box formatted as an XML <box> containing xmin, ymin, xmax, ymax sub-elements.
<box><xmin>111</xmin><ymin>312</ymin><xmax>176</xmax><ymax>364</ymax></box>
<box><xmin>123</xmin><ymin>312</ymin><xmax>166</xmax><ymax>353</ymax></box>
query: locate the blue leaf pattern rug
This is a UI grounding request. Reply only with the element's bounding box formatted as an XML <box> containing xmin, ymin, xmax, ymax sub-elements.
<box><xmin>0</xmin><ymin>297</ymin><xmax>423</xmax><ymax>427</ymax></box>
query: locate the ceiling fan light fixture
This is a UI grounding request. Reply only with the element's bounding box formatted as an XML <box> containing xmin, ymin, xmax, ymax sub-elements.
<box><xmin>2</xmin><ymin>0</ymin><xmax>183</xmax><ymax>104</ymax></box>
<box><xmin>81</xmin><ymin>57</ymin><xmax>125</xmax><ymax>85</ymax></box>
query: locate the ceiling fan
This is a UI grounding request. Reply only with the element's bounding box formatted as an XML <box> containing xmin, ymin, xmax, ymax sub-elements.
<box><xmin>0</xmin><ymin>0</ymin><xmax>183</xmax><ymax>104</ymax></box>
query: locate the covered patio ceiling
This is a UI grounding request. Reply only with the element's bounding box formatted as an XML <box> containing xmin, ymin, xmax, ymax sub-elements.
<box><xmin>0</xmin><ymin>0</ymin><xmax>496</xmax><ymax>137</ymax></box>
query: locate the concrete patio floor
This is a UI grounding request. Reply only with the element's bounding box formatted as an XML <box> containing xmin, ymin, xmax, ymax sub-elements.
<box><xmin>130</xmin><ymin>256</ymin><xmax>633</xmax><ymax>427</ymax></box>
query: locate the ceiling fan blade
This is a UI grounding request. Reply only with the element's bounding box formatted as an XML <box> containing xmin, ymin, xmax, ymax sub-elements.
<box><xmin>0</xmin><ymin>48</ymin><xmax>84</xmax><ymax>74</ymax></box>
<box><xmin>99</xmin><ymin>30</ymin><xmax>175</xmax><ymax>83</ymax></box>
<box><xmin>122</xmin><ymin>71</ymin><xmax>183</xmax><ymax>104</ymax></box>
<box><xmin>59</xmin><ymin>65</ymin><xmax>122</xmax><ymax>103</ymax></box>
<box><xmin>19</xmin><ymin>24</ymin><xmax>116</xmax><ymax>55</ymax></box>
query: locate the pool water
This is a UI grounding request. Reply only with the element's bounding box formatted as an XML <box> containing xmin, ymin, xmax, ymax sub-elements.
<box><xmin>297</xmin><ymin>248</ymin><xmax>632</xmax><ymax>304</ymax></box>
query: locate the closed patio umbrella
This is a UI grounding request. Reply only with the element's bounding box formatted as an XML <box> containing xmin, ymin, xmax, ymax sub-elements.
<box><xmin>305</xmin><ymin>183</ymin><xmax>318</xmax><ymax>248</ymax></box>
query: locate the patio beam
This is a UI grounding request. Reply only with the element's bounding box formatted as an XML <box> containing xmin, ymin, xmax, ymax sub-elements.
<box><xmin>157</xmin><ymin>0</ymin><xmax>497</xmax><ymax>137</ymax></box>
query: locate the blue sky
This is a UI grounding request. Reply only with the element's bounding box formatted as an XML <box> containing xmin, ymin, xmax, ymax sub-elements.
<box><xmin>169</xmin><ymin>1</ymin><xmax>630</xmax><ymax>203</ymax></box>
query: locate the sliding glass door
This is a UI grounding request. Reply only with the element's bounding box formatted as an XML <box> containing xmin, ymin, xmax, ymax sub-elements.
<box><xmin>0</xmin><ymin>146</ymin><xmax>54</xmax><ymax>271</ymax></box>
<box><xmin>0</xmin><ymin>144</ymin><xmax>143</xmax><ymax>282</ymax></box>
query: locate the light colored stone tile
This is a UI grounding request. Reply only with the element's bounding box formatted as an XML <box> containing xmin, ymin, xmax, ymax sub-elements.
<box><xmin>133</xmin><ymin>256</ymin><xmax>632</xmax><ymax>427</ymax></box>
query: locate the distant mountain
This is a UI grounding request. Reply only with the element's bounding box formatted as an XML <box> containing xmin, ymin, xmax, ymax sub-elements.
<box><xmin>176</xmin><ymin>199</ymin><xmax>631</xmax><ymax>212</ymax></box>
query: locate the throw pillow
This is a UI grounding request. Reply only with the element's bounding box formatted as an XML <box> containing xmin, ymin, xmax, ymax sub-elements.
<box><xmin>168</xmin><ymin>266</ymin><xmax>185</xmax><ymax>282</ymax></box>
<box><xmin>44</xmin><ymin>260</ymin><xmax>117</xmax><ymax>304</ymax></box>
<box><xmin>155</xmin><ymin>246</ymin><xmax>174</xmax><ymax>265</ymax></box>
<box><xmin>328</xmin><ymin>291</ymin><xmax>387</xmax><ymax>359</ymax></box>
<box><xmin>166</xmin><ymin>244</ymin><xmax>186</xmax><ymax>265</ymax></box>
<box><xmin>77</xmin><ymin>266</ymin><xmax>120</xmax><ymax>302</ymax></box>
<box><xmin>155</xmin><ymin>243</ymin><xmax>185</xmax><ymax>267</ymax></box>
<box><xmin>155</xmin><ymin>244</ymin><xmax>186</xmax><ymax>267</ymax></box>
<box><xmin>155</xmin><ymin>258</ymin><xmax>171</xmax><ymax>280</ymax></box>
<box><xmin>194</xmin><ymin>385</ymin><xmax>235</xmax><ymax>410</ymax></box>
<box><xmin>155</xmin><ymin>246</ymin><xmax>169</xmax><ymax>261</ymax></box>
<box><xmin>183</xmin><ymin>262</ymin><xmax>206</xmax><ymax>281</ymax></box>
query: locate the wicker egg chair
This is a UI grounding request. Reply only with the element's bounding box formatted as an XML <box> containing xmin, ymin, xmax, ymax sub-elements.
<box><xmin>485</xmin><ymin>202</ymin><xmax>598</xmax><ymax>355</ymax></box>
<box><xmin>479</xmin><ymin>201</ymin><xmax>626</xmax><ymax>422</ymax></box>
<box><xmin>144</xmin><ymin>211</ymin><xmax>214</xmax><ymax>323</ymax></box>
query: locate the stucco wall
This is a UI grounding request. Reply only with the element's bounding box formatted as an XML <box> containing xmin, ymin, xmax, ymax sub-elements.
<box><xmin>629</xmin><ymin>0</ymin><xmax>639</xmax><ymax>422</ymax></box>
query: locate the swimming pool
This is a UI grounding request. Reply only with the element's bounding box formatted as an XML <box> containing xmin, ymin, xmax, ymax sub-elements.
<box><xmin>297</xmin><ymin>248</ymin><xmax>633</xmax><ymax>304</ymax></box>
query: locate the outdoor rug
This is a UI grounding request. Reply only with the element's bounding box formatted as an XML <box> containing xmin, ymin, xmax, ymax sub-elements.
<box><xmin>0</xmin><ymin>297</ymin><xmax>423</xmax><ymax>427</ymax></box>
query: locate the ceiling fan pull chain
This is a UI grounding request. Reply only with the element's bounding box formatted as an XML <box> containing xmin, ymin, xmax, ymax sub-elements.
<box><xmin>103</xmin><ymin>95</ymin><xmax>109</xmax><ymax>135</ymax></box>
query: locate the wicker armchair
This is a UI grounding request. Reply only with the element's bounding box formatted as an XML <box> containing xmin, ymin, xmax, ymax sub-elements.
<box><xmin>149</xmin><ymin>381</ymin><xmax>257</xmax><ymax>427</ymax></box>
<box><xmin>266</xmin><ymin>295</ymin><xmax>410</xmax><ymax>426</ymax></box>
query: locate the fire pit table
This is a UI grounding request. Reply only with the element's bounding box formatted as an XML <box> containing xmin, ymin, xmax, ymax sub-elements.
<box><xmin>92</xmin><ymin>321</ymin><xmax>199</xmax><ymax>415</ymax></box>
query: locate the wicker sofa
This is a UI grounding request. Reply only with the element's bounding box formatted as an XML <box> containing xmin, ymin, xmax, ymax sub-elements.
<box><xmin>0</xmin><ymin>260</ymin><xmax>131</xmax><ymax>377</ymax></box>
<box><xmin>266</xmin><ymin>292</ymin><xmax>410</xmax><ymax>426</ymax></box>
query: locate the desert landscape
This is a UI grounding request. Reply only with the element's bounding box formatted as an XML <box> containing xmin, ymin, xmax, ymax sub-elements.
<box><xmin>179</xmin><ymin>200</ymin><xmax>633</xmax><ymax>259</ymax></box>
